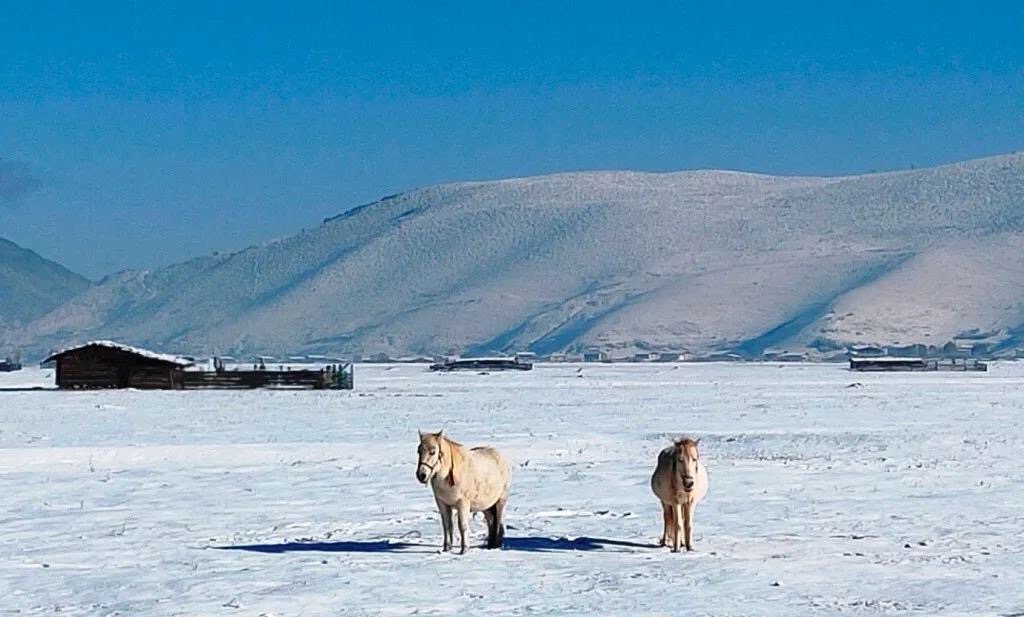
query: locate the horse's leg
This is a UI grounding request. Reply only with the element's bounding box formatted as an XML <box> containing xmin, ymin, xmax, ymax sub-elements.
<box><xmin>483</xmin><ymin>507</ymin><xmax>496</xmax><ymax>548</ymax></box>
<box><xmin>434</xmin><ymin>495</ymin><xmax>453</xmax><ymax>552</ymax></box>
<box><xmin>660</xmin><ymin>503</ymin><xmax>672</xmax><ymax>547</ymax></box>
<box><xmin>671</xmin><ymin>504</ymin><xmax>684</xmax><ymax>552</ymax></box>
<box><xmin>665</xmin><ymin>503</ymin><xmax>677</xmax><ymax>548</ymax></box>
<box><xmin>493</xmin><ymin>495</ymin><xmax>508</xmax><ymax>548</ymax></box>
<box><xmin>443</xmin><ymin>504</ymin><xmax>455</xmax><ymax>552</ymax></box>
<box><xmin>683</xmin><ymin>501</ymin><xmax>694</xmax><ymax>552</ymax></box>
<box><xmin>456</xmin><ymin>500</ymin><xmax>471</xmax><ymax>555</ymax></box>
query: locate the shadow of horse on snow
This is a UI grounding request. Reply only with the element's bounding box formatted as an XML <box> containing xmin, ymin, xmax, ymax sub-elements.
<box><xmin>216</xmin><ymin>536</ymin><xmax>659</xmax><ymax>554</ymax></box>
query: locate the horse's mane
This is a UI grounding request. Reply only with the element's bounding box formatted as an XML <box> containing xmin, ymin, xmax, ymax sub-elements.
<box><xmin>440</xmin><ymin>434</ymin><xmax>464</xmax><ymax>448</ymax></box>
<box><xmin>441</xmin><ymin>434</ymin><xmax>466</xmax><ymax>486</ymax></box>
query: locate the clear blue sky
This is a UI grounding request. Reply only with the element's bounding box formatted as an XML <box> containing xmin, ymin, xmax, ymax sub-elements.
<box><xmin>1</xmin><ymin>1</ymin><xmax>1022</xmax><ymax>278</ymax></box>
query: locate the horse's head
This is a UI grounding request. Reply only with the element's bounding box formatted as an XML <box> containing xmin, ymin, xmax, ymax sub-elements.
<box><xmin>674</xmin><ymin>437</ymin><xmax>701</xmax><ymax>492</ymax></box>
<box><xmin>416</xmin><ymin>430</ymin><xmax>444</xmax><ymax>484</ymax></box>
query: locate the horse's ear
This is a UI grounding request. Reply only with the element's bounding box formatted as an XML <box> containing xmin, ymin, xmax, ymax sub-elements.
<box><xmin>417</xmin><ymin>429</ymin><xmax>423</xmax><ymax>438</ymax></box>
<box><xmin>437</xmin><ymin>429</ymin><xmax>444</xmax><ymax>439</ymax></box>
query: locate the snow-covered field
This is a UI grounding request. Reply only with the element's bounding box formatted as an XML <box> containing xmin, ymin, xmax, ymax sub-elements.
<box><xmin>2</xmin><ymin>363</ymin><xmax>1022</xmax><ymax>616</ymax></box>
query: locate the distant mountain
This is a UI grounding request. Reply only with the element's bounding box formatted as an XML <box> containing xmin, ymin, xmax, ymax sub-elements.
<box><xmin>11</xmin><ymin>153</ymin><xmax>1024</xmax><ymax>359</ymax></box>
<box><xmin>0</xmin><ymin>237</ymin><xmax>91</xmax><ymax>341</ymax></box>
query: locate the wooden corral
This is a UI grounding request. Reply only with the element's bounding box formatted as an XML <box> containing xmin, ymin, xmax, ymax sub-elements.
<box><xmin>45</xmin><ymin>341</ymin><xmax>192</xmax><ymax>389</ymax></box>
<box><xmin>181</xmin><ymin>363</ymin><xmax>353</xmax><ymax>389</ymax></box>
<box><xmin>849</xmin><ymin>357</ymin><xmax>988</xmax><ymax>372</ymax></box>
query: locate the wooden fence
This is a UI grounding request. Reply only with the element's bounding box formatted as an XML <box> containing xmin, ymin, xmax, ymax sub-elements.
<box><xmin>177</xmin><ymin>364</ymin><xmax>354</xmax><ymax>389</ymax></box>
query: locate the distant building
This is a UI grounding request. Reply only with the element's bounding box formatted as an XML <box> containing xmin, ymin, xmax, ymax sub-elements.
<box><xmin>514</xmin><ymin>351</ymin><xmax>537</xmax><ymax>363</ymax></box>
<box><xmin>44</xmin><ymin>340</ymin><xmax>353</xmax><ymax>390</ymax></box>
<box><xmin>0</xmin><ymin>357</ymin><xmax>23</xmax><ymax>372</ymax></box>
<box><xmin>654</xmin><ymin>351</ymin><xmax>684</xmax><ymax>362</ymax></box>
<box><xmin>849</xmin><ymin>345</ymin><xmax>886</xmax><ymax>357</ymax></box>
<box><xmin>776</xmin><ymin>352</ymin><xmax>808</xmax><ymax>362</ymax></box>
<box><xmin>940</xmin><ymin>341</ymin><xmax>976</xmax><ymax>358</ymax></box>
<box><xmin>45</xmin><ymin>341</ymin><xmax>193</xmax><ymax>389</ymax></box>
<box><xmin>430</xmin><ymin>357</ymin><xmax>532</xmax><ymax>372</ymax></box>
<box><xmin>701</xmin><ymin>352</ymin><xmax>745</xmax><ymax>362</ymax></box>
<box><xmin>886</xmin><ymin>344</ymin><xmax>927</xmax><ymax>358</ymax></box>
<box><xmin>953</xmin><ymin>339</ymin><xmax>990</xmax><ymax>357</ymax></box>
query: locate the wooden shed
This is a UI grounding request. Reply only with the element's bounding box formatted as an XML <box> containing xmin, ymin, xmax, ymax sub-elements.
<box><xmin>45</xmin><ymin>341</ymin><xmax>193</xmax><ymax>389</ymax></box>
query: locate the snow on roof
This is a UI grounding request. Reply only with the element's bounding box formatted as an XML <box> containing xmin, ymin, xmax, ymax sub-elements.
<box><xmin>45</xmin><ymin>340</ymin><xmax>193</xmax><ymax>366</ymax></box>
<box><xmin>849</xmin><ymin>356</ymin><xmax>925</xmax><ymax>363</ymax></box>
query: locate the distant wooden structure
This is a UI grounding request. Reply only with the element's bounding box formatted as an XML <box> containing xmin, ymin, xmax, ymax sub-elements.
<box><xmin>45</xmin><ymin>341</ymin><xmax>354</xmax><ymax>390</ymax></box>
<box><xmin>46</xmin><ymin>341</ymin><xmax>193</xmax><ymax>389</ymax></box>
<box><xmin>181</xmin><ymin>362</ymin><xmax>353</xmax><ymax>389</ymax></box>
<box><xmin>849</xmin><ymin>357</ymin><xmax>988</xmax><ymax>372</ymax></box>
<box><xmin>0</xmin><ymin>357</ymin><xmax>23</xmax><ymax>372</ymax></box>
<box><xmin>430</xmin><ymin>357</ymin><xmax>533</xmax><ymax>372</ymax></box>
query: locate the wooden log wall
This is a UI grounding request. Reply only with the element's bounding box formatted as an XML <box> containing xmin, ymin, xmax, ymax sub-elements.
<box><xmin>56</xmin><ymin>348</ymin><xmax>177</xmax><ymax>389</ymax></box>
<box><xmin>178</xmin><ymin>365</ymin><xmax>353</xmax><ymax>390</ymax></box>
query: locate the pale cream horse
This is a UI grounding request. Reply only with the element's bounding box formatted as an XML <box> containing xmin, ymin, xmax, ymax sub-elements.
<box><xmin>416</xmin><ymin>430</ymin><xmax>511</xmax><ymax>553</ymax></box>
<box><xmin>651</xmin><ymin>437</ymin><xmax>709</xmax><ymax>552</ymax></box>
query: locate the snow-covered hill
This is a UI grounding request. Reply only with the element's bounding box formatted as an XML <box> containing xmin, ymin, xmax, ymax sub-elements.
<box><xmin>0</xmin><ymin>237</ymin><xmax>90</xmax><ymax>344</ymax></box>
<box><xmin>11</xmin><ymin>153</ymin><xmax>1024</xmax><ymax>358</ymax></box>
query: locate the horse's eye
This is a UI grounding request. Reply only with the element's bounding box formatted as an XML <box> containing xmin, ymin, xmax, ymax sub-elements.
<box><xmin>430</xmin><ymin>449</ymin><xmax>437</xmax><ymax>455</ymax></box>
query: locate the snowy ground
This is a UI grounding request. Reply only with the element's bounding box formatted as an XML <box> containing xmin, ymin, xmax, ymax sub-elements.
<box><xmin>2</xmin><ymin>363</ymin><xmax>1023</xmax><ymax>616</ymax></box>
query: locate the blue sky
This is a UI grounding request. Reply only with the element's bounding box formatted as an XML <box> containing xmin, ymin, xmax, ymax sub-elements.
<box><xmin>1</xmin><ymin>1</ymin><xmax>1023</xmax><ymax>278</ymax></box>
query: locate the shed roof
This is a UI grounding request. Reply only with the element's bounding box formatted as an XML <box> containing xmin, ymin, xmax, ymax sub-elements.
<box><xmin>849</xmin><ymin>356</ymin><xmax>923</xmax><ymax>362</ymax></box>
<box><xmin>45</xmin><ymin>340</ymin><xmax>193</xmax><ymax>367</ymax></box>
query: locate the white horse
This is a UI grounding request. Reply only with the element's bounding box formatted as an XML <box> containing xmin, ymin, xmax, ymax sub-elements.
<box><xmin>651</xmin><ymin>437</ymin><xmax>709</xmax><ymax>551</ymax></box>
<box><xmin>416</xmin><ymin>430</ymin><xmax>511</xmax><ymax>553</ymax></box>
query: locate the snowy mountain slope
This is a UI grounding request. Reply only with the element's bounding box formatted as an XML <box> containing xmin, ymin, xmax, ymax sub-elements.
<box><xmin>800</xmin><ymin>232</ymin><xmax>1024</xmax><ymax>351</ymax></box>
<box><xmin>0</xmin><ymin>237</ymin><xmax>90</xmax><ymax>337</ymax></box>
<box><xmin>12</xmin><ymin>153</ymin><xmax>1024</xmax><ymax>358</ymax></box>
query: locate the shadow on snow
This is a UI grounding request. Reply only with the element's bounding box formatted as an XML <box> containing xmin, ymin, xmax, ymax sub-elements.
<box><xmin>217</xmin><ymin>536</ymin><xmax>659</xmax><ymax>554</ymax></box>
<box><xmin>503</xmin><ymin>536</ymin><xmax>659</xmax><ymax>552</ymax></box>
<box><xmin>217</xmin><ymin>540</ymin><xmax>433</xmax><ymax>554</ymax></box>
